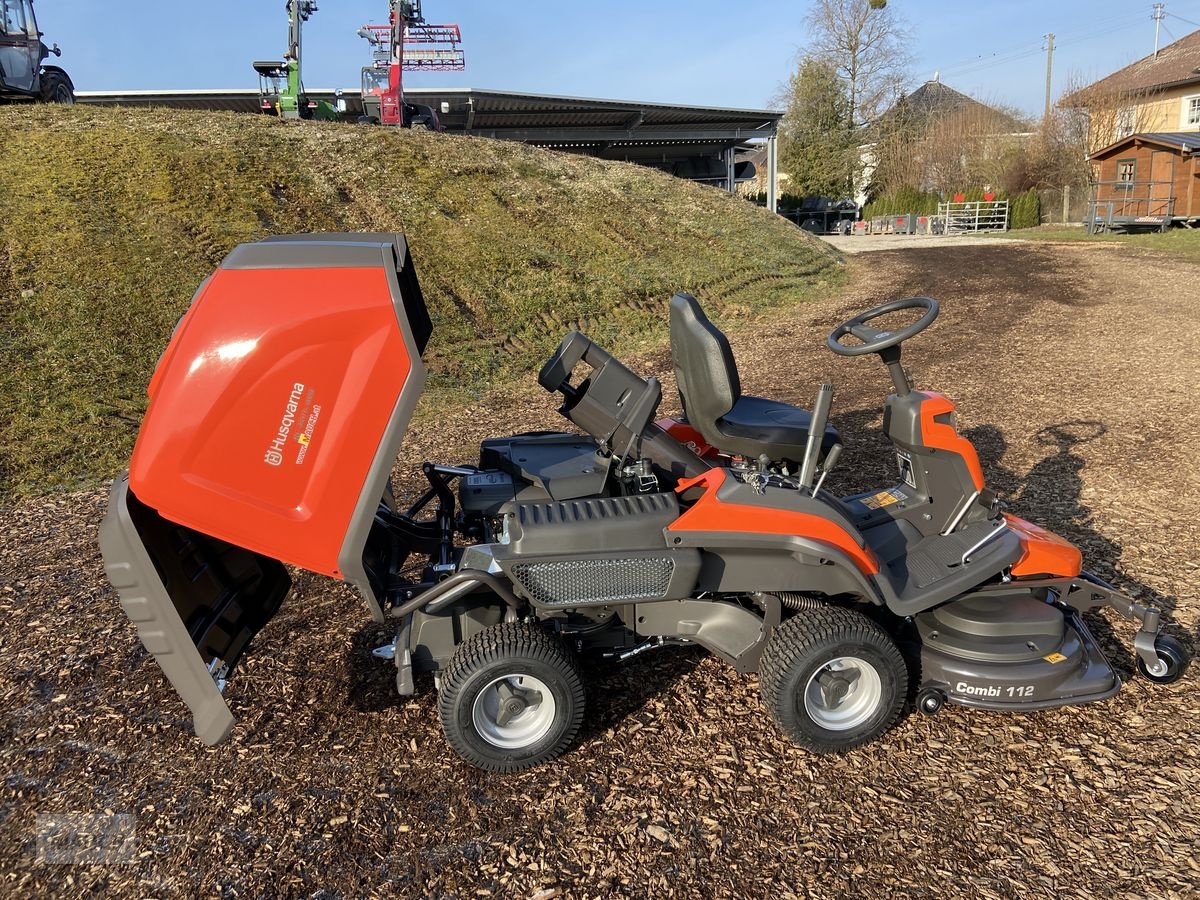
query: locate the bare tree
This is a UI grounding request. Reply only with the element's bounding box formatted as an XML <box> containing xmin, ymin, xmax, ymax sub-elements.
<box><xmin>866</xmin><ymin>88</ymin><xmax>1032</xmax><ymax>198</ymax></box>
<box><xmin>804</xmin><ymin>0</ymin><xmax>911</xmax><ymax>126</ymax></box>
<box><xmin>1057</xmin><ymin>72</ymin><xmax>1153</xmax><ymax>159</ymax></box>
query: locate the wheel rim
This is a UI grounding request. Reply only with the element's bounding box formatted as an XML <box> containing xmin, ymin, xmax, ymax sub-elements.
<box><xmin>472</xmin><ymin>674</ymin><xmax>556</xmax><ymax>750</ymax></box>
<box><xmin>803</xmin><ymin>656</ymin><xmax>883</xmax><ymax>731</ymax></box>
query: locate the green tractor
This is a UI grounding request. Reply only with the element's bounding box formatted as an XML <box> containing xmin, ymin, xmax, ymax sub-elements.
<box><xmin>0</xmin><ymin>0</ymin><xmax>74</xmax><ymax>104</ymax></box>
<box><xmin>253</xmin><ymin>0</ymin><xmax>341</xmax><ymax>120</ymax></box>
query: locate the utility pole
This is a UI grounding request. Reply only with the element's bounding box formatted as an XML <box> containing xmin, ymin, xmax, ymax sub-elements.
<box><xmin>1153</xmin><ymin>3</ymin><xmax>1165</xmax><ymax>58</ymax></box>
<box><xmin>1043</xmin><ymin>32</ymin><xmax>1054</xmax><ymax>125</ymax></box>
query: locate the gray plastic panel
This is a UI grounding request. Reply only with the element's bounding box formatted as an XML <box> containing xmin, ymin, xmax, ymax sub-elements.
<box><xmin>333</xmin><ymin>237</ymin><xmax>428</xmax><ymax>623</ymax></box>
<box><xmin>921</xmin><ymin>612</ymin><xmax>1119</xmax><ymax>710</ymax></box>
<box><xmin>509</xmin><ymin>492</ymin><xmax>679</xmax><ymax>555</ymax></box>
<box><xmin>625</xmin><ymin>598</ymin><xmax>766</xmax><ymax>672</ymax></box>
<box><xmin>99</xmin><ymin>476</ymin><xmax>238</xmax><ymax>745</ymax></box>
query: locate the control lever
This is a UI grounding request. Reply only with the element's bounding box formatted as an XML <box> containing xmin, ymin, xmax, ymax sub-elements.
<box><xmin>798</xmin><ymin>383</ymin><xmax>833</xmax><ymax>490</ymax></box>
<box><xmin>813</xmin><ymin>443</ymin><xmax>842</xmax><ymax>496</ymax></box>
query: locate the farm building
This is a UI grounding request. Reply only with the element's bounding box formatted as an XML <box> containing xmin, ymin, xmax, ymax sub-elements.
<box><xmin>1087</xmin><ymin>132</ymin><xmax>1200</xmax><ymax>231</ymax></box>
<box><xmin>1063</xmin><ymin>29</ymin><xmax>1200</xmax><ymax>150</ymax></box>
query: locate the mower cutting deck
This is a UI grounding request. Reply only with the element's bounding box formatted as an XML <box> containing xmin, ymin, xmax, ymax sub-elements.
<box><xmin>100</xmin><ymin>233</ymin><xmax>1188</xmax><ymax>772</ymax></box>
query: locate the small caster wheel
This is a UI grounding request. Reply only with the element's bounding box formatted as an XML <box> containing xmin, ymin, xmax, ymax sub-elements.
<box><xmin>916</xmin><ymin>687</ymin><xmax>946</xmax><ymax>716</ymax></box>
<box><xmin>1137</xmin><ymin>635</ymin><xmax>1189</xmax><ymax>685</ymax></box>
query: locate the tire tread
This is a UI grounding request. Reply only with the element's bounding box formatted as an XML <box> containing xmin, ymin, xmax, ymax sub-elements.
<box><xmin>437</xmin><ymin>622</ymin><xmax>585</xmax><ymax>772</ymax></box>
<box><xmin>759</xmin><ymin>605</ymin><xmax>906</xmax><ymax>753</ymax></box>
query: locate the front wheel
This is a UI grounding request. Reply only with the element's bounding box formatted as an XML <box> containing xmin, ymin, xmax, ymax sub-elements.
<box><xmin>39</xmin><ymin>71</ymin><xmax>74</xmax><ymax>104</ymax></box>
<box><xmin>759</xmin><ymin>606</ymin><xmax>907</xmax><ymax>753</ymax></box>
<box><xmin>437</xmin><ymin>622</ymin><xmax>585</xmax><ymax>772</ymax></box>
<box><xmin>1137</xmin><ymin>634</ymin><xmax>1189</xmax><ymax>685</ymax></box>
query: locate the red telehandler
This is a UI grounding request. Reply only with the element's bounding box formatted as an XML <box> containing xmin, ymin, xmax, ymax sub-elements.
<box><xmin>357</xmin><ymin>0</ymin><xmax>463</xmax><ymax>128</ymax></box>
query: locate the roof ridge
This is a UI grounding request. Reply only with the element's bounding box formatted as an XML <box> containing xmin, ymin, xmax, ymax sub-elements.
<box><xmin>1073</xmin><ymin>27</ymin><xmax>1200</xmax><ymax>98</ymax></box>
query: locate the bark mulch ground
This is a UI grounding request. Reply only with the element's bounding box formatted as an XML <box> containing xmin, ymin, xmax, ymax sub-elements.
<box><xmin>2</xmin><ymin>241</ymin><xmax>1198</xmax><ymax>898</ymax></box>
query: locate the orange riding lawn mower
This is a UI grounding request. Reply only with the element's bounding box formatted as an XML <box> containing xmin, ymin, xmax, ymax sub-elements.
<box><xmin>101</xmin><ymin>233</ymin><xmax>1189</xmax><ymax>772</ymax></box>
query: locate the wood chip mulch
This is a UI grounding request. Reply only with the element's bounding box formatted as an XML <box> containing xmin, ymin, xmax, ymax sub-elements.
<box><xmin>2</xmin><ymin>241</ymin><xmax>1198</xmax><ymax>898</ymax></box>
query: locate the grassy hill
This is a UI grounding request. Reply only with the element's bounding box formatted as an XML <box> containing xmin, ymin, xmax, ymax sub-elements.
<box><xmin>0</xmin><ymin>106</ymin><xmax>842</xmax><ymax>497</ymax></box>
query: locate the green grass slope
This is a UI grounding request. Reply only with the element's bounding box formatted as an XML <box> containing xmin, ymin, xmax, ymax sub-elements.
<box><xmin>1007</xmin><ymin>226</ymin><xmax>1200</xmax><ymax>262</ymax></box>
<box><xmin>0</xmin><ymin>106</ymin><xmax>842</xmax><ymax>497</ymax></box>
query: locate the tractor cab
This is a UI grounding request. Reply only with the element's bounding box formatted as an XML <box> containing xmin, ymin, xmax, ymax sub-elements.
<box><xmin>359</xmin><ymin>65</ymin><xmax>391</xmax><ymax>124</ymax></box>
<box><xmin>252</xmin><ymin>60</ymin><xmax>291</xmax><ymax>115</ymax></box>
<box><xmin>0</xmin><ymin>0</ymin><xmax>73</xmax><ymax>103</ymax></box>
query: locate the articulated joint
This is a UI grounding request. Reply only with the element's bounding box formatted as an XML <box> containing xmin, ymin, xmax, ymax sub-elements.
<box><xmin>388</xmin><ymin>570</ymin><xmax>522</xmax><ymax>620</ymax></box>
<box><xmin>1070</xmin><ymin>572</ymin><xmax>1164</xmax><ymax>672</ymax></box>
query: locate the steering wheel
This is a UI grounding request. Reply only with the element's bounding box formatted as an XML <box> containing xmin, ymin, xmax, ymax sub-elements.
<box><xmin>827</xmin><ymin>296</ymin><xmax>940</xmax><ymax>357</ymax></box>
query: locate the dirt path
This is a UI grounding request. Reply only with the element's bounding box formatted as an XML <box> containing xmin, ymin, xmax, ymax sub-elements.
<box><xmin>3</xmin><ymin>241</ymin><xmax>1199</xmax><ymax>898</ymax></box>
<box><xmin>822</xmin><ymin>232</ymin><xmax>1020</xmax><ymax>254</ymax></box>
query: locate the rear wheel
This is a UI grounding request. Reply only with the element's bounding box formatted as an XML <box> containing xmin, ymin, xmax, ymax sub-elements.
<box><xmin>759</xmin><ymin>606</ymin><xmax>907</xmax><ymax>753</ymax></box>
<box><xmin>39</xmin><ymin>71</ymin><xmax>74</xmax><ymax>104</ymax></box>
<box><xmin>437</xmin><ymin>622</ymin><xmax>585</xmax><ymax>772</ymax></box>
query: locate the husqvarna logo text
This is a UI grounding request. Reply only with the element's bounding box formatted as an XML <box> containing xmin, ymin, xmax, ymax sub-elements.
<box><xmin>264</xmin><ymin>383</ymin><xmax>305</xmax><ymax>466</ymax></box>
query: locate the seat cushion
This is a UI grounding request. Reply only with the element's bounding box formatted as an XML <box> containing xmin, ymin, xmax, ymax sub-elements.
<box><xmin>717</xmin><ymin>395</ymin><xmax>840</xmax><ymax>462</ymax></box>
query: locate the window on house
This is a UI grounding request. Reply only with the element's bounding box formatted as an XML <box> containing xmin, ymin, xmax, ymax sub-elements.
<box><xmin>1114</xmin><ymin>107</ymin><xmax>1137</xmax><ymax>140</ymax></box>
<box><xmin>1184</xmin><ymin>95</ymin><xmax>1200</xmax><ymax>128</ymax></box>
<box><xmin>1116</xmin><ymin>158</ymin><xmax>1136</xmax><ymax>188</ymax></box>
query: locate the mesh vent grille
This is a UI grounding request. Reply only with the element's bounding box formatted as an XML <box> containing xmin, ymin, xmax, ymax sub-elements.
<box><xmin>511</xmin><ymin>557</ymin><xmax>674</xmax><ymax>607</ymax></box>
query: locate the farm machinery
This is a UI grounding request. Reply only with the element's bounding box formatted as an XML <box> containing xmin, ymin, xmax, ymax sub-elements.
<box><xmin>100</xmin><ymin>233</ymin><xmax>1189</xmax><ymax>772</ymax></box>
<box><xmin>0</xmin><ymin>0</ymin><xmax>73</xmax><ymax>104</ymax></box>
<box><xmin>356</xmin><ymin>0</ymin><xmax>463</xmax><ymax>128</ymax></box>
<box><xmin>252</xmin><ymin>0</ymin><xmax>463</xmax><ymax>128</ymax></box>
<box><xmin>252</xmin><ymin>1</ymin><xmax>341</xmax><ymax>120</ymax></box>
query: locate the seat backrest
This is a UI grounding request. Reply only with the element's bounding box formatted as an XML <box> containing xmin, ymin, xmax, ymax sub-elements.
<box><xmin>669</xmin><ymin>293</ymin><xmax>741</xmax><ymax>434</ymax></box>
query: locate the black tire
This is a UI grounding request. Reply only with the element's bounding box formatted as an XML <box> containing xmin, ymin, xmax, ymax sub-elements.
<box><xmin>759</xmin><ymin>606</ymin><xmax>907</xmax><ymax>753</ymax></box>
<box><xmin>437</xmin><ymin>622</ymin><xmax>585</xmax><ymax>772</ymax></box>
<box><xmin>915</xmin><ymin>686</ymin><xmax>946</xmax><ymax>716</ymax></box>
<box><xmin>39</xmin><ymin>71</ymin><xmax>74</xmax><ymax>105</ymax></box>
<box><xmin>1136</xmin><ymin>635</ymin><xmax>1189</xmax><ymax>685</ymax></box>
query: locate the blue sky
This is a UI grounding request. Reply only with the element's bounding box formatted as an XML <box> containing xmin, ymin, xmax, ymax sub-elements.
<box><xmin>39</xmin><ymin>0</ymin><xmax>1200</xmax><ymax>116</ymax></box>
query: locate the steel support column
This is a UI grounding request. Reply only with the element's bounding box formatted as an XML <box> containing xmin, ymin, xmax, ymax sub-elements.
<box><xmin>767</xmin><ymin>135</ymin><xmax>778</xmax><ymax>213</ymax></box>
<box><xmin>724</xmin><ymin>148</ymin><xmax>735</xmax><ymax>192</ymax></box>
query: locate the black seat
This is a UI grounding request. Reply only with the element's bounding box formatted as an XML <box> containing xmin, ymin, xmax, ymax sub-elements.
<box><xmin>668</xmin><ymin>293</ymin><xmax>839</xmax><ymax>465</ymax></box>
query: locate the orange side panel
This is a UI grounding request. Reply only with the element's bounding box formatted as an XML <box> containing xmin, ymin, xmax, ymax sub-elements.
<box><xmin>129</xmin><ymin>265</ymin><xmax>413</xmax><ymax>579</ymax></box>
<box><xmin>1004</xmin><ymin>515</ymin><xmax>1082</xmax><ymax>578</ymax></box>
<box><xmin>669</xmin><ymin>468</ymin><xmax>879</xmax><ymax>576</ymax></box>
<box><xmin>656</xmin><ymin>418</ymin><xmax>717</xmax><ymax>459</ymax></box>
<box><xmin>918</xmin><ymin>392</ymin><xmax>985</xmax><ymax>491</ymax></box>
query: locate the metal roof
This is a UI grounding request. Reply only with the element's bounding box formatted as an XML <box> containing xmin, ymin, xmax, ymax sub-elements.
<box><xmin>1089</xmin><ymin>131</ymin><xmax>1200</xmax><ymax>159</ymax></box>
<box><xmin>76</xmin><ymin>86</ymin><xmax>780</xmax><ymax>162</ymax></box>
<box><xmin>77</xmin><ymin>88</ymin><xmax>270</xmax><ymax>114</ymax></box>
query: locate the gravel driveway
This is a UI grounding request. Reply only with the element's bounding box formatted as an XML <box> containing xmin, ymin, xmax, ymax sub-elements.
<box><xmin>2</xmin><ymin>239</ymin><xmax>1198</xmax><ymax>898</ymax></box>
<box><xmin>822</xmin><ymin>232</ymin><xmax>1019</xmax><ymax>254</ymax></box>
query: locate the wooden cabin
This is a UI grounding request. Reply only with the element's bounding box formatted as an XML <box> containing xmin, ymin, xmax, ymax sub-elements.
<box><xmin>1087</xmin><ymin>133</ymin><xmax>1200</xmax><ymax>231</ymax></box>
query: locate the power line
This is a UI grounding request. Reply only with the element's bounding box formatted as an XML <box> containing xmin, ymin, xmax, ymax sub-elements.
<box><xmin>1055</xmin><ymin>19</ymin><xmax>1149</xmax><ymax>49</ymax></box>
<box><xmin>934</xmin><ymin>14</ymin><xmax>1143</xmax><ymax>79</ymax></box>
<box><xmin>937</xmin><ymin>48</ymin><xmax>1044</xmax><ymax>79</ymax></box>
<box><xmin>1167</xmin><ymin>11</ymin><xmax>1200</xmax><ymax>28</ymax></box>
<box><xmin>937</xmin><ymin>41</ymin><xmax>1054</xmax><ymax>77</ymax></box>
